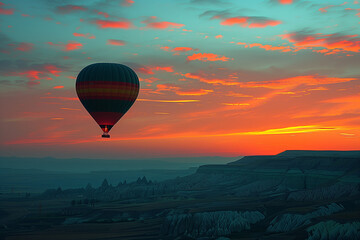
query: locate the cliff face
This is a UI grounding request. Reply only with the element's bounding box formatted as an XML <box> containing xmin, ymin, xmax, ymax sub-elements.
<box><xmin>191</xmin><ymin>150</ymin><xmax>360</xmax><ymax>199</ymax></box>
<box><xmin>228</xmin><ymin>150</ymin><xmax>360</xmax><ymax>172</ymax></box>
<box><xmin>267</xmin><ymin>203</ymin><xmax>344</xmax><ymax>233</ymax></box>
<box><xmin>162</xmin><ymin>210</ymin><xmax>265</xmax><ymax>238</ymax></box>
<box><xmin>307</xmin><ymin>220</ymin><xmax>360</xmax><ymax>240</ymax></box>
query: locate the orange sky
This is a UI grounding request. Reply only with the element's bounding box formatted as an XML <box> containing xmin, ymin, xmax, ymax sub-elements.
<box><xmin>0</xmin><ymin>0</ymin><xmax>359</xmax><ymax>159</ymax></box>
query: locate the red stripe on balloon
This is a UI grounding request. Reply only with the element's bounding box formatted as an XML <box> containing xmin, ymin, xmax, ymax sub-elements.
<box><xmin>76</xmin><ymin>81</ymin><xmax>138</xmax><ymax>89</ymax></box>
<box><xmin>89</xmin><ymin>112</ymin><xmax>124</xmax><ymax>126</ymax></box>
<box><xmin>80</xmin><ymin>95</ymin><xmax>137</xmax><ymax>100</ymax></box>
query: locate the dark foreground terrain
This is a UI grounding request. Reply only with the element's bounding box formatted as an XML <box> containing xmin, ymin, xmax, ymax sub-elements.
<box><xmin>1</xmin><ymin>150</ymin><xmax>360</xmax><ymax>240</ymax></box>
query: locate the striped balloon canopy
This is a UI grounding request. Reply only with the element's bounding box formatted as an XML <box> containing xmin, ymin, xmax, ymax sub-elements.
<box><xmin>76</xmin><ymin>63</ymin><xmax>139</xmax><ymax>138</ymax></box>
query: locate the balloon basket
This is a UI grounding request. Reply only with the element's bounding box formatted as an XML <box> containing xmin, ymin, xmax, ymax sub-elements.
<box><xmin>102</xmin><ymin>133</ymin><xmax>110</xmax><ymax>138</ymax></box>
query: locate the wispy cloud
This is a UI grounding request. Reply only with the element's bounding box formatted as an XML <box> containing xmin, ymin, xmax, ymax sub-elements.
<box><xmin>318</xmin><ymin>2</ymin><xmax>347</xmax><ymax>13</ymax></box>
<box><xmin>187</xmin><ymin>53</ymin><xmax>232</xmax><ymax>62</ymax></box>
<box><xmin>73</xmin><ymin>32</ymin><xmax>96</xmax><ymax>39</ymax></box>
<box><xmin>141</xmin><ymin>16</ymin><xmax>184</xmax><ymax>30</ymax></box>
<box><xmin>47</xmin><ymin>41</ymin><xmax>83</xmax><ymax>51</ymax></box>
<box><xmin>203</xmin><ymin>11</ymin><xmax>282</xmax><ymax>28</ymax></box>
<box><xmin>107</xmin><ymin>39</ymin><xmax>126</xmax><ymax>46</ymax></box>
<box><xmin>138</xmin><ymin>99</ymin><xmax>200</xmax><ymax>103</ymax></box>
<box><xmin>55</xmin><ymin>5</ymin><xmax>87</xmax><ymax>14</ymax></box>
<box><xmin>278</xmin><ymin>0</ymin><xmax>293</xmax><ymax>5</ymax></box>
<box><xmin>161</xmin><ymin>46</ymin><xmax>199</xmax><ymax>55</ymax></box>
<box><xmin>121</xmin><ymin>0</ymin><xmax>135</xmax><ymax>7</ymax></box>
<box><xmin>280</xmin><ymin>32</ymin><xmax>360</xmax><ymax>55</ymax></box>
<box><xmin>175</xmin><ymin>89</ymin><xmax>213</xmax><ymax>96</ymax></box>
<box><xmin>0</xmin><ymin>2</ymin><xmax>14</xmax><ymax>15</ymax></box>
<box><xmin>9</xmin><ymin>42</ymin><xmax>34</xmax><ymax>52</ymax></box>
<box><xmin>240</xmin><ymin>125</ymin><xmax>342</xmax><ymax>135</ymax></box>
<box><xmin>185</xmin><ymin>71</ymin><xmax>356</xmax><ymax>88</ymax></box>
<box><xmin>136</xmin><ymin>65</ymin><xmax>174</xmax><ymax>75</ymax></box>
<box><xmin>7</xmin><ymin>64</ymin><xmax>62</xmax><ymax>85</ymax></box>
<box><xmin>94</xmin><ymin>19</ymin><xmax>133</xmax><ymax>29</ymax></box>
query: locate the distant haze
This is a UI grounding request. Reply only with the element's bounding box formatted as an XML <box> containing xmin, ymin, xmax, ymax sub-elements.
<box><xmin>0</xmin><ymin>156</ymin><xmax>239</xmax><ymax>172</ymax></box>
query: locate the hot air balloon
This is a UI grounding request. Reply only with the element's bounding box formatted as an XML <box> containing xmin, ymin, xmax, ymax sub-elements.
<box><xmin>76</xmin><ymin>63</ymin><xmax>139</xmax><ymax>138</ymax></box>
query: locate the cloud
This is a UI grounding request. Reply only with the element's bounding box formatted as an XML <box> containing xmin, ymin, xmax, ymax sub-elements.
<box><xmin>19</xmin><ymin>70</ymin><xmax>43</xmax><ymax>81</ymax></box>
<box><xmin>220</xmin><ymin>16</ymin><xmax>248</xmax><ymax>25</ymax></box>
<box><xmin>9</xmin><ymin>42</ymin><xmax>34</xmax><ymax>52</ymax></box>
<box><xmin>200</xmin><ymin>9</ymin><xmax>232</xmax><ymax>19</ymax></box>
<box><xmin>146</xmin><ymin>22</ymin><xmax>184</xmax><ymax>29</ymax></box>
<box><xmin>94</xmin><ymin>19</ymin><xmax>133</xmax><ymax>29</ymax></box>
<box><xmin>280</xmin><ymin>32</ymin><xmax>360</xmax><ymax>54</ymax></box>
<box><xmin>323</xmin><ymin>94</ymin><xmax>360</xmax><ymax>104</ymax></box>
<box><xmin>121</xmin><ymin>0</ymin><xmax>134</xmax><ymax>7</ymax></box>
<box><xmin>215</xmin><ymin>35</ymin><xmax>223</xmax><ymax>39</ymax></box>
<box><xmin>107</xmin><ymin>39</ymin><xmax>126</xmax><ymax>46</ymax></box>
<box><xmin>318</xmin><ymin>94</ymin><xmax>360</xmax><ymax>117</ymax></box>
<box><xmin>139</xmin><ymin>77</ymin><xmax>161</xmax><ymax>83</ymax></box>
<box><xmin>226</xmin><ymin>92</ymin><xmax>252</xmax><ymax>98</ymax></box>
<box><xmin>241</xmin><ymin>42</ymin><xmax>292</xmax><ymax>52</ymax></box>
<box><xmin>203</xmin><ymin>11</ymin><xmax>282</xmax><ymax>28</ymax></box>
<box><xmin>55</xmin><ymin>5</ymin><xmax>87</xmax><ymax>14</ymax></box>
<box><xmin>47</xmin><ymin>41</ymin><xmax>83</xmax><ymax>51</ymax></box>
<box><xmin>0</xmin><ymin>2</ymin><xmax>14</xmax><ymax>15</ymax></box>
<box><xmin>292</xmin><ymin>93</ymin><xmax>360</xmax><ymax>119</ymax></box>
<box><xmin>153</xmin><ymin>84</ymin><xmax>213</xmax><ymax>96</ymax></box>
<box><xmin>248</xmin><ymin>20</ymin><xmax>282</xmax><ymax>28</ymax></box>
<box><xmin>319</xmin><ymin>5</ymin><xmax>335</xmax><ymax>13</ymax></box>
<box><xmin>318</xmin><ymin>2</ymin><xmax>348</xmax><ymax>13</ymax></box>
<box><xmin>278</xmin><ymin>0</ymin><xmax>293</xmax><ymax>4</ymax></box>
<box><xmin>155</xmin><ymin>83</ymin><xmax>180</xmax><ymax>92</ymax></box>
<box><xmin>236</xmin><ymin>75</ymin><xmax>357</xmax><ymax>89</ymax></box>
<box><xmin>187</xmin><ymin>53</ymin><xmax>231</xmax><ymax>62</ymax></box>
<box><xmin>40</xmin><ymin>96</ymin><xmax>77</xmax><ymax>101</ymax></box>
<box><xmin>60</xmin><ymin>108</ymin><xmax>81</xmax><ymax>111</ymax></box>
<box><xmin>138</xmin><ymin>99</ymin><xmax>199</xmax><ymax>103</ymax></box>
<box><xmin>345</xmin><ymin>8</ymin><xmax>360</xmax><ymax>18</ymax></box>
<box><xmin>184</xmin><ymin>72</ymin><xmax>239</xmax><ymax>85</ymax></box>
<box><xmin>242</xmin><ymin>125</ymin><xmax>342</xmax><ymax>135</ymax></box>
<box><xmin>184</xmin><ymin>72</ymin><xmax>239</xmax><ymax>86</ymax></box>
<box><xmin>53</xmin><ymin>85</ymin><xmax>64</xmax><ymax>89</ymax></box>
<box><xmin>141</xmin><ymin>16</ymin><xmax>184</xmax><ymax>29</ymax></box>
<box><xmin>136</xmin><ymin>65</ymin><xmax>174</xmax><ymax>75</ymax></box>
<box><xmin>43</xmin><ymin>65</ymin><xmax>61</xmax><ymax>76</ymax></box>
<box><xmin>160</xmin><ymin>46</ymin><xmax>171</xmax><ymax>51</ymax></box>
<box><xmin>91</xmin><ymin>124</ymin><xmax>347</xmax><ymax>142</ymax></box>
<box><xmin>185</xmin><ymin>69</ymin><xmax>356</xmax><ymax>88</ymax></box>
<box><xmin>236</xmin><ymin>32</ymin><xmax>360</xmax><ymax>54</ymax></box>
<box><xmin>161</xmin><ymin>46</ymin><xmax>199</xmax><ymax>55</ymax></box>
<box><xmin>220</xmin><ymin>16</ymin><xmax>282</xmax><ymax>28</ymax></box>
<box><xmin>173</xmin><ymin>47</ymin><xmax>199</xmax><ymax>52</ymax></box>
<box><xmin>73</xmin><ymin>32</ymin><xmax>96</xmax><ymax>39</ymax></box>
<box><xmin>175</xmin><ymin>89</ymin><xmax>213</xmax><ymax>96</ymax></box>
<box><xmin>7</xmin><ymin>64</ymin><xmax>62</xmax><ymax>85</ymax></box>
<box><xmin>96</xmin><ymin>11</ymin><xmax>109</xmax><ymax>18</ymax></box>
<box><xmin>222</xmin><ymin>102</ymin><xmax>250</xmax><ymax>107</ymax></box>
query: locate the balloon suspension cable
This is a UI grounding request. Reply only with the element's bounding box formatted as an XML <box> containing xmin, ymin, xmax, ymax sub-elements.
<box><xmin>102</xmin><ymin>132</ymin><xmax>110</xmax><ymax>138</ymax></box>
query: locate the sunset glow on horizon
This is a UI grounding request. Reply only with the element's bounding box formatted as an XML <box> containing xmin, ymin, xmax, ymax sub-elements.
<box><xmin>0</xmin><ymin>0</ymin><xmax>359</xmax><ymax>159</ymax></box>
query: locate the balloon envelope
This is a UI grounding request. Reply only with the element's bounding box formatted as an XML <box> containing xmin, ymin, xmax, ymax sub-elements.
<box><xmin>76</xmin><ymin>63</ymin><xmax>139</xmax><ymax>137</ymax></box>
